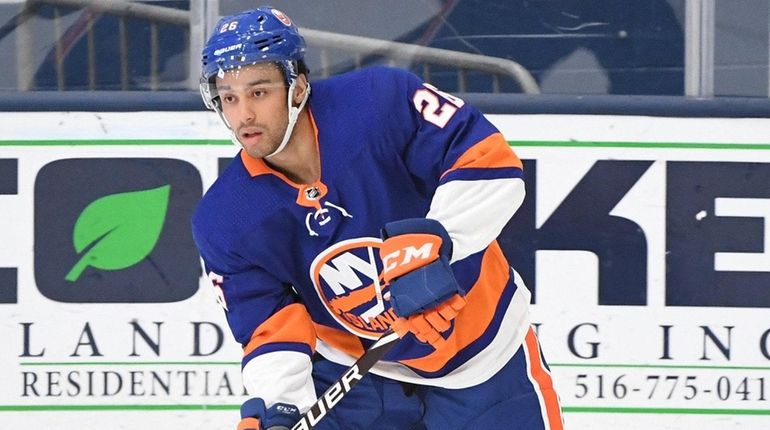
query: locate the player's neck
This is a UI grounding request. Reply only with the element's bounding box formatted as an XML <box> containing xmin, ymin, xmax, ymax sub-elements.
<box><xmin>265</xmin><ymin>109</ymin><xmax>319</xmax><ymax>185</ymax></box>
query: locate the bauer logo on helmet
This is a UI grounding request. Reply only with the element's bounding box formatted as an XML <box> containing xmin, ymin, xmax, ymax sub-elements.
<box><xmin>213</xmin><ymin>43</ymin><xmax>243</xmax><ymax>57</ymax></box>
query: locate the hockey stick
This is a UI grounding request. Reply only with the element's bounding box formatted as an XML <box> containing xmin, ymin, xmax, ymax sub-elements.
<box><xmin>290</xmin><ymin>329</ymin><xmax>401</xmax><ymax>430</ymax></box>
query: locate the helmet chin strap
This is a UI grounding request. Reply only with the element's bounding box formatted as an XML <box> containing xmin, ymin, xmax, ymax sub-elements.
<box><xmin>265</xmin><ymin>80</ymin><xmax>311</xmax><ymax>159</ymax></box>
<box><xmin>219</xmin><ymin>113</ymin><xmax>242</xmax><ymax>149</ymax></box>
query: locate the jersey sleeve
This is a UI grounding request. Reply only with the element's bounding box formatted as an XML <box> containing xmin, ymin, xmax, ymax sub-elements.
<box><xmin>192</xmin><ymin>223</ymin><xmax>318</xmax><ymax>411</ymax></box>
<box><xmin>380</xmin><ymin>68</ymin><xmax>525</xmax><ymax>262</ymax></box>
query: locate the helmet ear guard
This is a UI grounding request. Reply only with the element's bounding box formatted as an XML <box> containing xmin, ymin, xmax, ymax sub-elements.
<box><xmin>199</xmin><ymin>77</ymin><xmax>219</xmax><ymax>111</ymax></box>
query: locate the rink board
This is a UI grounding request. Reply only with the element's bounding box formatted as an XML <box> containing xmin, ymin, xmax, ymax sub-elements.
<box><xmin>0</xmin><ymin>111</ymin><xmax>769</xmax><ymax>429</ymax></box>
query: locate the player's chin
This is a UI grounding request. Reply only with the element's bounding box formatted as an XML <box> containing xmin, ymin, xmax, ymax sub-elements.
<box><xmin>242</xmin><ymin>144</ymin><xmax>267</xmax><ymax>159</ymax></box>
<box><xmin>239</xmin><ymin>137</ymin><xmax>269</xmax><ymax>159</ymax></box>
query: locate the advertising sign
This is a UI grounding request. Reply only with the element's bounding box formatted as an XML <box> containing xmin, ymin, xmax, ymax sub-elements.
<box><xmin>0</xmin><ymin>112</ymin><xmax>244</xmax><ymax>430</ymax></box>
<box><xmin>0</xmin><ymin>111</ymin><xmax>769</xmax><ymax>429</ymax></box>
<box><xmin>492</xmin><ymin>114</ymin><xmax>770</xmax><ymax>430</ymax></box>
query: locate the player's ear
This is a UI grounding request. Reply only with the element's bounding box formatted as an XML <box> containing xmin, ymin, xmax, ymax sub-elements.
<box><xmin>293</xmin><ymin>74</ymin><xmax>308</xmax><ymax>104</ymax></box>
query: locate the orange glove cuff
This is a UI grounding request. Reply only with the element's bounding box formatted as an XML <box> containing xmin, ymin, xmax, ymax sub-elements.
<box><xmin>237</xmin><ymin>417</ymin><xmax>261</xmax><ymax>430</ymax></box>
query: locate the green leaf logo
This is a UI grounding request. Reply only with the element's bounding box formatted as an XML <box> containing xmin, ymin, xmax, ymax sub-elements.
<box><xmin>65</xmin><ymin>185</ymin><xmax>171</xmax><ymax>282</ymax></box>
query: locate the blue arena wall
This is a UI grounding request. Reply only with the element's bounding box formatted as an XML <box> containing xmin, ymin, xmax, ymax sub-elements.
<box><xmin>4</xmin><ymin>91</ymin><xmax>770</xmax><ymax>118</ymax></box>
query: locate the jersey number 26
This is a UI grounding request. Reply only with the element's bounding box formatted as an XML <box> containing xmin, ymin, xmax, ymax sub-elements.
<box><xmin>412</xmin><ymin>83</ymin><xmax>465</xmax><ymax>128</ymax></box>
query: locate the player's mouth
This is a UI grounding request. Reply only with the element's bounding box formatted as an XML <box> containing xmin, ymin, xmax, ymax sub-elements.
<box><xmin>239</xmin><ymin>127</ymin><xmax>263</xmax><ymax>145</ymax></box>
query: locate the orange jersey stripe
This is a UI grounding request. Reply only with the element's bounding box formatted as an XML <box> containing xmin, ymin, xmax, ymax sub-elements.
<box><xmin>314</xmin><ymin>323</ymin><xmax>365</xmax><ymax>357</ymax></box>
<box><xmin>441</xmin><ymin>132</ymin><xmax>523</xmax><ymax>180</ymax></box>
<box><xmin>242</xmin><ymin>303</ymin><xmax>316</xmax><ymax>357</ymax></box>
<box><xmin>525</xmin><ymin>327</ymin><xmax>564</xmax><ymax>430</ymax></box>
<box><xmin>397</xmin><ymin>241</ymin><xmax>510</xmax><ymax>372</ymax></box>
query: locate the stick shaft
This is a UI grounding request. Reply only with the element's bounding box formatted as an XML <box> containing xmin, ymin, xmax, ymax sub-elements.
<box><xmin>291</xmin><ymin>330</ymin><xmax>400</xmax><ymax>430</ymax></box>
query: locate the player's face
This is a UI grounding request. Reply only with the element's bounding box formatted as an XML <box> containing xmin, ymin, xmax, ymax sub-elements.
<box><xmin>216</xmin><ymin>63</ymin><xmax>289</xmax><ymax>158</ymax></box>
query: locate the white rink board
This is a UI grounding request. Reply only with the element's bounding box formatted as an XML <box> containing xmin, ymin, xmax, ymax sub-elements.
<box><xmin>0</xmin><ymin>111</ymin><xmax>769</xmax><ymax>429</ymax></box>
<box><xmin>493</xmin><ymin>114</ymin><xmax>770</xmax><ymax>430</ymax></box>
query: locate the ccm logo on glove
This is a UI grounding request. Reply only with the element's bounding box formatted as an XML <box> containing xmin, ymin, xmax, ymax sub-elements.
<box><xmin>381</xmin><ymin>234</ymin><xmax>442</xmax><ymax>282</ymax></box>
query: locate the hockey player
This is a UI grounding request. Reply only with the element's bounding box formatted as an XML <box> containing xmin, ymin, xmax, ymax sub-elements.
<box><xmin>193</xmin><ymin>6</ymin><xmax>563</xmax><ymax>430</ymax></box>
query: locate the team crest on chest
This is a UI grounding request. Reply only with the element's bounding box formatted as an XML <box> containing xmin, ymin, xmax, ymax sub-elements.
<box><xmin>309</xmin><ymin>238</ymin><xmax>397</xmax><ymax>339</ymax></box>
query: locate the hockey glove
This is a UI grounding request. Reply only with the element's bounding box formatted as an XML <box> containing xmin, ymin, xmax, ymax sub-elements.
<box><xmin>380</xmin><ymin>218</ymin><xmax>467</xmax><ymax>348</ymax></box>
<box><xmin>238</xmin><ymin>398</ymin><xmax>300</xmax><ymax>430</ymax></box>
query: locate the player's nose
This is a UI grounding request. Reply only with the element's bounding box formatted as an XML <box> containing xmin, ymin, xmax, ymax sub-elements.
<box><xmin>237</xmin><ymin>102</ymin><xmax>256</xmax><ymax>124</ymax></box>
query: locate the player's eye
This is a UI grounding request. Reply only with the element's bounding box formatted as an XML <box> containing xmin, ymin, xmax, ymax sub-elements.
<box><xmin>221</xmin><ymin>94</ymin><xmax>236</xmax><ymax>104</ymax></box>
<box><xmin>252</xmin><ymin>89</ymin><xmax>266</xmax><ymax>97</ymax></box>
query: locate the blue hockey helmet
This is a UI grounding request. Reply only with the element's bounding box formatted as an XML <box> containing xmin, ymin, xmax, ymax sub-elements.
<box><xmin>199</xmin><ymin>6</ymin><xmax>311</xmax><ymax>158</ymax></box>
<box><xmin>199</xmin><ymin>6</ymin><xmax>307</xmax><ymax>110</ymax></box>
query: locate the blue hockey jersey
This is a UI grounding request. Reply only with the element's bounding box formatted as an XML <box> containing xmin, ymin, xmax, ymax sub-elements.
<box><xmin>192</xmin><ymin>66</ymin><xmax>530</xmax><ymax>410</ymax></box>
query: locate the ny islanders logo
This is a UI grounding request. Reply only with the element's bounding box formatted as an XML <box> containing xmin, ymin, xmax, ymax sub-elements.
<box><xmin>310</xmin><ymin>238</ymin><xmax>398</xmax><ymax>339</ymax></box>
<box><xmin>271</xmin><ymin>8</ymin><xmax>293</xmax><ymax>27</ymax></box>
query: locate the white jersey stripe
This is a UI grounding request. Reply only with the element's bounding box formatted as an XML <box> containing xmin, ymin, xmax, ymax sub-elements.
<box><xmin>427</xmin><ymin>177</ymin><xmax>525</xmax><ymax>263</ymax></box>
